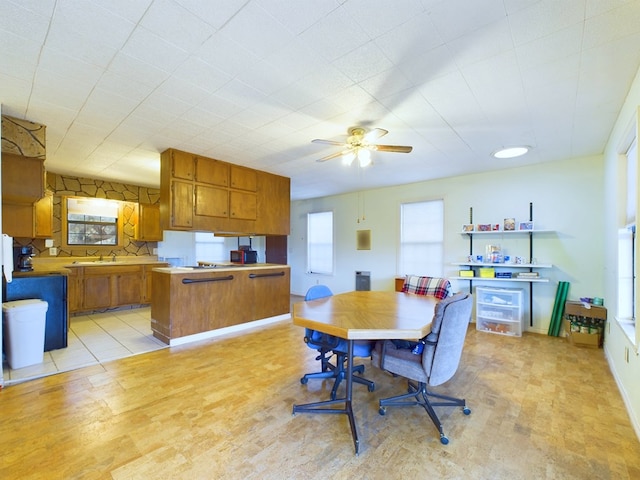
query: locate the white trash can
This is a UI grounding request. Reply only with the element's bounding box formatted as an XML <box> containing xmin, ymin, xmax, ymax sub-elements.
<box><xmin>2</xmin><ymin>299</ymin><xmax>48</xmax><ymax>369</ymax></box>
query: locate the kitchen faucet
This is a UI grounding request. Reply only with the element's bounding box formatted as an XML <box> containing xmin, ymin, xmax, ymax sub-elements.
<box><xmin>111</xmin><ymin>253</ymin><xmax>117</xmax><ymax>262</ymax></box>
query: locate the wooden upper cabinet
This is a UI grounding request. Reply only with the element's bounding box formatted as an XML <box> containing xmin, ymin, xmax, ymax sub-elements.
<box><xmin>135</xmin><ymin>203</ymin><xmax>162</xmax><ymax>241</ymax></box>
<box><xmin>195</xmin><ymin>155</ymin><xmax>229</xmax><ymax>187</ymax></box>
<box><xmin>170</xmin><ymin>149</ymin><xmax>194</xmax><ymax>180</ymax></box>
<box><xmin>2</xmin><ymin>192</ymin><xmax>53</xmax><ymax>239</ymax></box>
<box><xmin>230</xmin><ymin>166</ymin><xmax>257</xmax><ymax>192</ymax></box>
<box><xmin>170</xmin><ymin>180</ymin><xmax>193</xmax><ymax>228</ymax></box>
<box><xmin>160</xmin><ymin>148</ymin><xmax>289</xmax><ymax>235</ymax></box>
<box><xmin>2</xmin><ymin>203</ymin><xmax>32</xmax><ymax>238</ymax></box>
<box><xmin>229</xmin><ymin>190</ymin><xmax>257</xmax><ymax>220</ymax></box>
<box><xmin>195</xmin><ymin>185</ymin><xmax>228</xmax><ymax>218</ymax></box>
<box><xmin>34</xmin><ymin>193</ymin><xmax>53</xmax><ymax>238</ymax></box>
<box><xmin>255</xmin><ymin>171</ymin><xmax>290</xmax><ymax>235</ymax></box>
<box><xmin>2</xmin><ymin>153</ymin><xmax>45</xmax><ymax>203</ymax></box>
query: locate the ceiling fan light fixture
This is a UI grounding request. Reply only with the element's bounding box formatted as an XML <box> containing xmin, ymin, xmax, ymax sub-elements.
<box><xmin>493</xmin><ymin>146</ymin><xmax>530</xmax><ymax>159</ymax></box>
<box><xmin>358</xmin><ymin>148</ymin><xmax>372</xmax><ymax>167</ymax></box>
<box><xmin>342</xmin><ymin>150</ymin><xmax>356</xmax><ymax>166</ymax></box>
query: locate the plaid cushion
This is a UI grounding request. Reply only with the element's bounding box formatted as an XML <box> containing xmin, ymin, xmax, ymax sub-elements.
<box><xmin>401</xmin><ymin>275</ymin><xmax>451</xmax><ymax>300</ymax></box>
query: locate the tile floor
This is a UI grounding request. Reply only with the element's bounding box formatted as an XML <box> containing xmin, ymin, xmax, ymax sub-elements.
<box><xmin>2</xmin><ymin>307</ymin><xmax>167</xmax><ymax>386</ymax></box>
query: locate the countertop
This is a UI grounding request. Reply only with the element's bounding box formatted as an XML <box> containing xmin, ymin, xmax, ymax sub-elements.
<box><xmin>154</xmin><ymin>263</ymin><xmax>290</xmax><ymax>274</ymax></box>
<box><xmin>14</xmin><ymin>256</ymin><xmax>169</xmax><ymax>277</ymax></box>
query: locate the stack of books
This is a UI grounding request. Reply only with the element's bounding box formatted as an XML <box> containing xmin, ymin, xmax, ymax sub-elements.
<box><xmin>516</xmin><ymin>272</ymin><xmax>539</xmax><ymax>279</ymax></box>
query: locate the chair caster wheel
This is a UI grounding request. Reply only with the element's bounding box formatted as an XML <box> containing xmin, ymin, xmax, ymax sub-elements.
<box><xmin>440</xmin><ymin>435</ymin><xmax>449</xmax><ymax>445</ymax></box>
<box><xmin>379</xmin><ymin>406</ymin><xmax>386</xmax><ymax>416</ymax></box>
<box><xmin>300</xmin><ymin>377</ymin><xmax>308</xmax><ymax>385</ymax></box>
<box><xmin>368</xmin><ymin>383</ymin><xmax>375</xmax><ymax>392</ymax></box>
<box><xmin>463</xmin><ymin>407</ymin><xmax>471</xmax><ymax>415</ymax></box>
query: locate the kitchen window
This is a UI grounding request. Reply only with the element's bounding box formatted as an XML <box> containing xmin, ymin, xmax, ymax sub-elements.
<box><xmin>307</xmin><ymin>211</ymin><xmax>333</xmax><ymax>274</ymax></box>
<box><xmin>399</xmin><ymin>199</ymin><xmax>444</xmax><ymax>277</ymax></box>
<box><xmin>195</xmin><ymin>232</ymin><xmax>226</xmax><ymax>262</ymax></box>
<box><xmin>63</xmin><ymin>197</ymin><xmax>123</xmax><ymax>247</ymax></box>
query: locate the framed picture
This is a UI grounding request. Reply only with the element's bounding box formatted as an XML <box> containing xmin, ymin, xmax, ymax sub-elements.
<box><xmin>492</xmin><ymin>223</ymin><xmax>501</xmax><ymax>231</ymax></box>
<box><xmin>462</xmin><ymin>224</ymin><xmax>474</xmax><ymax>232</ymax></box>
<box><xmin>477</xmin><ymin>224</ymin><xmax>491</xmax><ymax>232</ymax></box>
<box><xmin>504</xmin><ymin>218</ymin><xmax>516</xmax><ymax>231</ymax></box>
<box><xmin>519</xmin><ymin>221</ymin><xmax>534</xmax><ymax>231</ymax></box>
<box><xmin>357</xmin><ymin>229</ymin><xmax>371</xmax><ymax>250</ymax></box>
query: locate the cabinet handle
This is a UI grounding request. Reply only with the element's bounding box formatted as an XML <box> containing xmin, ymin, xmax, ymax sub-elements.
<box><xmin>182</xmin><ymin>275</ymin><xmax>234</xmax><ymax>284</ymax></box>
<box><xmin>248</xmin><ymin>271</ymin><xmax>285</xmax><ymax>279</ymax></box>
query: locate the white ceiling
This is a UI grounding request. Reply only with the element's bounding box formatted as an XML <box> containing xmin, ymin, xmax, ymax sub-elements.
<box><xmin>2</xmin><ymin>0</ymin><xmax>640</xmax><ymax>200</ymax></box>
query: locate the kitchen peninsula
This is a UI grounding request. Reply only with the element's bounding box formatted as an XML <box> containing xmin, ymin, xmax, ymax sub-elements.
<box><xmin>150</xmin><ymin>263</ymin><xmax>291</xmax><ymax>345</ymax></box>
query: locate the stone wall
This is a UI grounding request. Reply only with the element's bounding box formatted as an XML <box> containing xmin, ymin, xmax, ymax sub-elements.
<box><xmin>21</xmin><ymin>173</ymin><xmax>160</xmax><ymax>258</ymax></box>
<box><xmin>1</xmin><ymin>115</ymin><xmax>46</xmax><ymax>158</ymax></box>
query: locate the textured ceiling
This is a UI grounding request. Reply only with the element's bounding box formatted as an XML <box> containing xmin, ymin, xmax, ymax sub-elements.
<box><xmin>2</xmin><ymin>0</ymin><xmax>640</xmax><ymax>200</ymax></box>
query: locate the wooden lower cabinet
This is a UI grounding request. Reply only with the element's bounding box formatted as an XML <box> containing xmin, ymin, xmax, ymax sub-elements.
<box><xmin>151</xmin><ymin>266</ymin><xmax>291</xmax><ymax>344</ymax></box>
<box><xmin>247</xmin><ymin>267</ymin><xmax>290</xmax><ymax>320</ymax></box>
<box><xmin>67</xmin><ymin>267</ymin><xmax>82</xmax><ymax>313</ymax></box>
<box><xmin>68</xmin><ymin>263</ymin><xmax>168</xmax><ymax>314</ymax></box>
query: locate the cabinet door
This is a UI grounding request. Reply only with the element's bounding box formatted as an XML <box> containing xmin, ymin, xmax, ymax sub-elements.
<box><xmin>171</xmin><ymin>150</ymin><xmax>194</xmax><ymax>180</ymax></box>
<box><xmin>136</xmin><ymin>203</ymin><xmax>162</xmax><ymax>241</ymax></box>
<box><xmin>195</xmin><ymin>156</ymin><xmax>229</xmax><ymax>186</ymax></box>
<box><xmin>171</xmin><ymin>181</ymin><xmax>193</xmax><ymax>228</ymax></box>
<box><xmin>34</xmin><ymin>193</ymin><xmax>53</xmax><ymax>238</ymax></box>
<box><xmin>67</xmin><ymin>267</ymin><xmax>82</xmax><ymax>313</ymax></box>
<box><xmin>83</xmin><ymin>275</ymin><xmax>112</xmax><ymax>310</ymax></box>
<box><xmin>255</xmin><ymin>172</ymin><xmax>290</xmax><ymax>235</ymax></box>
<box><xmin>249</xmin><ymin>268</ymin><xmax>290</xmax><ymax>320</ymax></box>
<box><xmin>229</xmin><ymin>191</ymin><xmax>257</xmax><ymax>220</ymax></box>
<box><xmin>143</xmin><ymin>264</ymin><xmax>167</xmax><ymax>303</ymax></box>
<box><xmin>2</xmin><ymin>203</ymin><xmax>33</xmax><ymax>238</ymax></box>
<box><xmin>115</xmin><ymin>270</ymin><xmax>143</xmax><ymax>306</ymax></box>
<box><xmin>230</xmin><ymin>166</ymin><xmax>257</xmax><ymax>191</ymax></box>
<box><xmin>195</xmin><ymin>185</ymin><xmax>228</xmax><ymax>217</ymax></box>
<box><xmin>1</xmin><ymin>153</ymin><xmax>44</xmax><ymax>203</ymax></box>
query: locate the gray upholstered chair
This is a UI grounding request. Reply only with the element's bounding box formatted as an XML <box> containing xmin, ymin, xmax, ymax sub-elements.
<box><xmin>372</xmin><ymin>292</ymin><xmax>473</xmax><ymax>444</ymax></box>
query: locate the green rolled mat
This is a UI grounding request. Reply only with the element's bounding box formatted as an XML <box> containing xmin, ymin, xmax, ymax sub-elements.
<box><xmin>548</xmin><ymin>281</ymin><xmax>570</xmax><ymax>337</ymax></box>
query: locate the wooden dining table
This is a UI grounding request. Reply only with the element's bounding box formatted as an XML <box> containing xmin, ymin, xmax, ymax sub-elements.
<box><xmin>292</xmin><ymin>290</ymin><xmax>438</xmax><ymax>454</ymax></box>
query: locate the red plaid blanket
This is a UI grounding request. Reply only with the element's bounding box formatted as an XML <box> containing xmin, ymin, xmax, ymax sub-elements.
<box><xmin>401</xmin><ymin>275</ymin><xmax>451</xmax><ymax>300</ymax></box>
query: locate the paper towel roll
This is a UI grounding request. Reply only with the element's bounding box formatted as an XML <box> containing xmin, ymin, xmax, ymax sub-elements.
<box><xmin>3</xmin><ymin>234</ymin><xmax>14</xmax><ymax>283</ymax></box>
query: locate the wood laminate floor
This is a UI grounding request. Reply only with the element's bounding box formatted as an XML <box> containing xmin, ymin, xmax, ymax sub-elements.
<box><xmin>1</xmin><ymin>301</ymin><xmax>639</xmax><ymax>479</ymax></box>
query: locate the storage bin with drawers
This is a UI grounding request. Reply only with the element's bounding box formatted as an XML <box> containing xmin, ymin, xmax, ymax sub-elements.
<box><xmin>475</xmin><ymin>286</ymin><xmax>524</xmax><ymax>337</ymax></box>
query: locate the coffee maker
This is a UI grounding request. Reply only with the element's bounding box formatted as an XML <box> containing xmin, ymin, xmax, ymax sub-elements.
<box><xmin>16</xmin><ymin>246</ymin><xmax>34</xmax><ymax>272</ymax></box>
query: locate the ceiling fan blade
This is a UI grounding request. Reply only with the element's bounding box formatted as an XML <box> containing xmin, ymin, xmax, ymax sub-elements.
<box><xmin>374</xmin><ymin>144</ymin><xmax>413</xmax><ymax>153</ymax></box>
<box><xmin>312</xmin><ymin>138</ymin><xmax>347</xmax><ymax>146</ymax></box>
<box><xmin>364</xmin><ymin>128</ymin><xmax>388</xmax><ymax>142</ymax></box>
<box><xmin>316</xmin><ymin>150</ymin><xmax>348</xmax><ymax>162</ymax></box>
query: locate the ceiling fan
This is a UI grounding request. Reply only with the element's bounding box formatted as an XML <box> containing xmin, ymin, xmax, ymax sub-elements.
<box><xmin>312</xmin><ymin>127</ymin><xmax>413</xmax><ymax>167</ymax></box>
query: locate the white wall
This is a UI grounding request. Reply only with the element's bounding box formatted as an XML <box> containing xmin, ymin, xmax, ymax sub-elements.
<box><xmin>603</xmin><ymin>64</ymin><xmax>640</xmax><ymax>437</ymax></box>
<box><xmin>157</xmin><ymin>231</ymin><xmax>267</xmax><ymax>265</ymax></box>
<box><xmin>290</xmin><ymin>154</ymin><xmax>605</xmax><ymax>335</ymax></box>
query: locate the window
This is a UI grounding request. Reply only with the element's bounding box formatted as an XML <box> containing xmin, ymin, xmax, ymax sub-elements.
<box><xmin>195</xmin><ymin>232</ymin><xmax>226</xmax><ymax>262</ymax></box>
<box><xmin>64</xmin><ymin>197</ymin><xmax>122</xmax><ymax>246</ymax></box>
<box><xmin>307</xmin><ymin>211</ymin><xmax>333</xmax><ymax>274</ymax></box>
<box><xmin>618</xmin><ymin>136</ymin><xmax>637</xmax><ymax>340</ymax></box>
<box><xmin>399</xmin><ymin>200</ymin><xmax>444</xmax><ymax>276</ymax></box>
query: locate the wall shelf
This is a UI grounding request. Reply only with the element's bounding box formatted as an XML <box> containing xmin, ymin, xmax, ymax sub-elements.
<box><xmin>459</xmin><ymin>203</ymin><xmax>554</xmax><ymax>327</ymax></box>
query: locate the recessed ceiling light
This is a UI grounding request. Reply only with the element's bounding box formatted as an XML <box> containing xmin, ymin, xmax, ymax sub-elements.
<box><xmin>492</xmin><ymin>146</ymin><xmax>530</xmax><ymax>159</ymax></box>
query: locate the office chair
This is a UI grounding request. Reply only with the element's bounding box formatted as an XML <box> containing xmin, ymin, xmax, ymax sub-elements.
<box><xmin>372</xmin><ymin>292</ymin><xmax>473</xmax><ymax>444</ymax></box>
<box><xmin>300</xmin><ymin>285</ymin><xmax>375</xmax><ymax>400</ymax></box>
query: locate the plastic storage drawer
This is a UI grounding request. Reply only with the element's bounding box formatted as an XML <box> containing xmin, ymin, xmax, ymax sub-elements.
<box><xmin>475</xmin><ymin>286</ymin><xmax>524</xmax><ymax>337</ymax></box>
